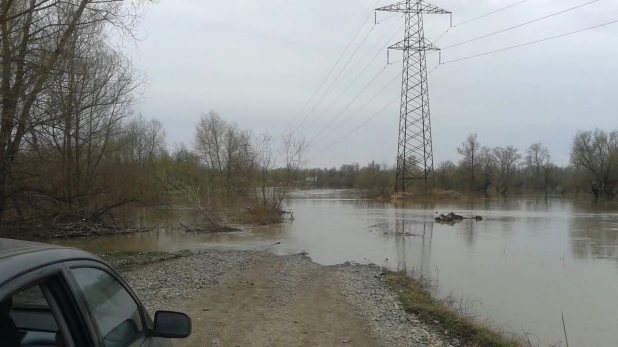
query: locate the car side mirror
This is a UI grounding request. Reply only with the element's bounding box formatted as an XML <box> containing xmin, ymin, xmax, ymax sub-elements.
<box><xmin>153</xmin><ymin>311</ymin><xmax>191</xmax><ymax>338</ymax></box>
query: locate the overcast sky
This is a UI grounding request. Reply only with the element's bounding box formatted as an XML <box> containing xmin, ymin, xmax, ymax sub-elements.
<box><xmin>127</xmin><ymin>0</ymin><xmax>618</xmax><ymax>168</ymax></box>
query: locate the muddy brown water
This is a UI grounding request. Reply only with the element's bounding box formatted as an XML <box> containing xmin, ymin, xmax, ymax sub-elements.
<box><xmin>60</xmin><ymin>189</ymin><xmax>618</xmax><ymax>346</ymax></box>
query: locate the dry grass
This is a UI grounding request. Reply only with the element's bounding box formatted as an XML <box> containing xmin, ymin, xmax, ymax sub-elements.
<box><xmin>385</xmin><ymin>271</ymin><xmax>525</xmax><ymax>347</ymax></box>
<box><xmin>390</xmin><ymin>189</ymin><xmax>466</xmax><ymax>202</ymax></box>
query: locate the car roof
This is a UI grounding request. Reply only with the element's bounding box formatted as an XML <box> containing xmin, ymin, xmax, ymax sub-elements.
<box><xmin>0</xmin><ymin>238</ymin><xmax>103</xmax><ymax>287</ymax></box>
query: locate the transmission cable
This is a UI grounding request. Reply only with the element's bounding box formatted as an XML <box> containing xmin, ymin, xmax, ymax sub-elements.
<box><xmin>442</xmin><ymin>0</ymin><xmax>599</xmax><ymax>50</ymax></box>
<box><xmin>313</xmin><ymin>65</ymin><xmax>441</xmax><ymax>154</ymax></box>
<box><xmin>432</xmin><ymin>1</ymin><xmax>532</xmax><ymax>51</ymax></box>
<box><xmin>304</xmin><ymin>23</ymin><xmax>404</xmax><ymax>133</ymax></box>
<box><xmin>442</xmin><ymin>18</ymin><xmax>618</xmax><ymax>64</ymax></box>
<box><xmin>283</xmin><ymin>0</ymin><xmax>381</xmax><ymax>133</ymax></box>
<box><xmin>312</xmin><ymin>71</ymin><xmax>402</xmax><ymax>145</ymax></box>
<box><xmin>315</xmin><ymin>95</ymin><xmax>400</xmax><ymax>157</ymax></box>
<box><xmin>329</xmin><ymin>19</ymin><xmax>402</xmax><ymax>91</ymax></box>
<box><xmin>434</xmin><ymin>28</ymin><xmax>451</xmax><ymax>44</ymax></box>
<box><xmin>454</xmin><ymin>0</ymin><xmax>530</xmax><ymax>27</ymax></box>
<box><xmin>291</xmin><ymin>20</ymin><xmax>380</xmax><ymax>135</ymax></box>
<box><xmin>376</xmin><ymin>13</ymin><xmax>400</xmax><ymax>24</ymax></box>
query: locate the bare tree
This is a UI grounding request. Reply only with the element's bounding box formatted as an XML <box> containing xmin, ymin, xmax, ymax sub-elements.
<box><xmin>194</xmin><ymin>111</ymin><xmax>227</xmax><ymax>174</ymax></box>
<box><xmin>457</xmin><ymin>133</ymin><xmax>480</xmax><ymax>190</ymax></box>
<box><xmin>478</xmin><ymin>146</ymin><xmax>495</xmax><ymax>193</ymax></box>
<box><xmin>194</xmin><ymin>110</ymin><xmax>256</xmax><ymax>197</ymax></box>
<box><xmin>124</xmin><ymin>114</ymin><xmax>166</xmax><ymax>166</ymax></box>
<box><xmin>525</xmin><ymin>142</ymin><xmax>551</xmax><ymax>190</ymax></box>
<box><xmin>493</xmin><ymin>146</ymin><xmax>521</xmax><ymax>196</ymax></box>
<box><xmin>570</xmin><ymin>129</ymin><xmax>618</xmax><ymax>196</ymax></box>
<box><xmin>436</xmin><ymin>160</ymin><xmax>456</xmax><ymax>190</ymax></box>
<box><xmin>0</xmin><ymin>0</ymin><xmax>148</xmax><ymax>228</ymax></box>
<box><xmin>250</xmin><ymin>132</ymin><xmax>307</xmax><ymax>223</ymax></box>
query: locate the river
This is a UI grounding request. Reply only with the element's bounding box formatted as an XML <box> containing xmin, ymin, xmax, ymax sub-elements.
<box><xmin>60</xmin><ymin>189</ymin><xmax>618</xmax><ymax>346</ymax></box>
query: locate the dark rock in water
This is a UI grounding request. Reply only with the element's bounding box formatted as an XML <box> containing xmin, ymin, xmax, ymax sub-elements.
<box><xmin>474</xmin><ymin>216</ymin><xmax>483</xmax><ymax>221</ymax></box>
<box><xmin>435</xmin><ymin>212</ymin><xmax>464</xmax><ymax>222</ymax></box>
<box><xmin>447</xmin><ymin>212</ymin><xmax>464</xmax><ymax>220</ymax></box>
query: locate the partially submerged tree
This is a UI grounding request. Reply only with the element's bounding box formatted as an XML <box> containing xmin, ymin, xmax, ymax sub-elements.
<box><xmin>251</xmin><ymin>132</ymin><xmax>308</xmax><ymax>223</ymax></box>
<box><xmin>493</xmin><ymin>146</ymin><xmax>521</xmax><ymax>195</ymax></box>
<box><xmin>570</xmin><ymin>129</ymin><xmax>618</xmax><ymax>196</ymax></box>
<box><xmin>478</xmin><ymin>146</ymin><xmax>496</xmax><ymax>193</ymax></box>
<box><xmin>525</xmin><ymin>142</ymin><xmax>551</xmax><ymax>191</ymax></box>
<box><xmin>457</xmin><ymin>133</ymin><xmax>480</xmax><ymax>190</ymax></box>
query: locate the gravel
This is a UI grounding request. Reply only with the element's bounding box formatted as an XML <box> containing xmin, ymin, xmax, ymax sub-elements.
<box><xmin>269</xmin><ymin>253</ymin><xmax>320</xmax><ymax>302</ymax></box>
<box><xmin>121</xmin><ymin>250</ymin><xmax>253</xmax><ymax>313</ymax></box>
<box><xmin>119</xmin><ymin>250</ymin><xmax>460</xmax><ymax>346</ymax></box>
<box><xmin>335</xmin><ymin>261</ymin><xmax>460</xmax><ymax>347</ymax></box>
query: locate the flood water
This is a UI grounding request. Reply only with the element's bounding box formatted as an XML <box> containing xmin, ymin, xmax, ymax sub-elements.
<box><xmin>61</xmin><ymin>189</ymin><xmax>618</xmax><ymax>346</ymax></box>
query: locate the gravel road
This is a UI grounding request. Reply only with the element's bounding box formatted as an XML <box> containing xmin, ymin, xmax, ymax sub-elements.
<box><xmin>122</xmin><ymin>250</ymin><xmax>458</xmax><ymax>347</ymax></box>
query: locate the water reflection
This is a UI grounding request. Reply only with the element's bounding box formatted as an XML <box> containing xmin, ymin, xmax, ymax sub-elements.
<box><xmin>569</xmin><ymin>212</ymin><xmax>618</xmax><ymax>260</ymax></box>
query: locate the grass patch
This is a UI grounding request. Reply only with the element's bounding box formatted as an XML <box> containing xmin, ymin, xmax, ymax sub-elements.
<box><xmin>385</xmin><ymin>271</ymin><xmax>524</xmax><ymax>347</ymax></box>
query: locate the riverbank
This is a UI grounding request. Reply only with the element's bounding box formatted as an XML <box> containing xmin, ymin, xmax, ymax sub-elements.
<box><xmin>98</xmin><ymin>249</ymin><xmax>524</xmax><ymax>347</ymax></box>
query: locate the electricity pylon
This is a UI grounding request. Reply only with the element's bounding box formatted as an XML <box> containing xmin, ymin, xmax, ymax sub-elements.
<box><xmin>376</xmin><ymin>1</ymin><xmax>450</xmax><ymax>192</ymax></box>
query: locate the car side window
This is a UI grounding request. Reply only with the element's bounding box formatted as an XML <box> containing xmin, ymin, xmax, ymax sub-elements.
<box><xmin>3</xmin><ymin>283</ymin><xmax>72</xmax><ymax>347</ymax></box>
<box><xmin>71</xmin><ymin>268</ymin><xmax>146</xmax><ymax>347</ymax></box>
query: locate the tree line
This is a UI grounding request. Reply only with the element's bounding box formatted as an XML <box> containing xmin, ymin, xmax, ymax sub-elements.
<box><xmin>301</xmin><ymin>131</ymin><xmax>618</xmax><ymax>199</ymax></box>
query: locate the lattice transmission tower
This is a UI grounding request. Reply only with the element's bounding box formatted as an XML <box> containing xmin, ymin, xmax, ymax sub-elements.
<box><xmin>376</xmin><ymin>1</ymin><xmax>450</xmax><ymax>192</ymax></box>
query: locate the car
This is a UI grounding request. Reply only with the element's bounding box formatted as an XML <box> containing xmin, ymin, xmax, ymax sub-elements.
<box><xmin>0</xmin><ymin>238</ymin><xmax>191</xmax><ymax>347</ymax></box>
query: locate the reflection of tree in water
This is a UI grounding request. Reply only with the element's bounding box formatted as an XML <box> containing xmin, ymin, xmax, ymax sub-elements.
<box><xmin>462</xmin><ymin>220</ymin><xmax>475</xmax><ymax>247</ymax></box>
<box><xmin>569</xmin><ymin>214</ymin><xmax>618</xmax><ymax>261</ymax></box>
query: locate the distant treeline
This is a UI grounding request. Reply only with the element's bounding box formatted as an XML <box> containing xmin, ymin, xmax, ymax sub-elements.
<box><xmin>297</xmin><ymin>131</ymin><xmax>616</xmax><ymax>198</ymax></box>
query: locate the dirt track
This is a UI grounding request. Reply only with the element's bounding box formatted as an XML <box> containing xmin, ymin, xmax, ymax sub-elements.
<box><xmin>125</xmin><ymin>250</ymin><xmax>454</xmax><ymax>347</ymax></box>
<box><xmin>170</xmin><ymin>252</ymin><xmax>375</xmax><ymax>347</ymax></box>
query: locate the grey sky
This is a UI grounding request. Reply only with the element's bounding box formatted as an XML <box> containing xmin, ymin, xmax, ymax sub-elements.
<box><xmin>128</xmin><ymin>0</ymin><xmax>618</xmax><ymax>168</ymax></box>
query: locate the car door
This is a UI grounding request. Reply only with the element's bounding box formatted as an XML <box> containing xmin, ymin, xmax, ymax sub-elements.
<box><xmin>0</xmin><ymin>263</ymin><xmax>96</xmax><ymax>347</ymax></box>
<box><xmin>63</xmin><ymin>261</ymin><xmax>161</xmax><ymax>347</ymax></box>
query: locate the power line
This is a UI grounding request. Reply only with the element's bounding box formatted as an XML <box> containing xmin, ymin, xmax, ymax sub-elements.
<box><xmin>433</xmin><ymin>1</ymin><xmax>530</xmax><ymax>45</ymax></box>
<box><xmin>432</xmin><ymin>0</ymin><xmax>532</xmax><ymax>51</ymax></box>
<box><xmin>454</xmin><ymin>0</ymin><xmax>529</xmax><ymax>27</ymax></box>
<box><xmin>376</xmin><ymin>12</ymin><xmax>400</xmax><ymax>24</ymax></box>
<box><xmin>443</xmin><ymin>0</ymin><xmax>600</xmax><ymax>50</ymax></box>
<box><xmin>442</xmin><ymin>18</ymin><xmax>618</xmax><ymax>64</ymax></box>
<box><xmin>304</xmin><ymin>23</ymin><xmax>404</xmax><ymax>133</ymax></box>
<box><xmin>434</xmin><ymin>28</ymin><xmax>451</xmax><ymax>44</ymax></box>
<box><xmin>329</xmin><ymin>19</ymin><xmax>402</xmax><ymax>91</ymax></box>
<box><xmin>428</xmin><ymin>64</ymin><xmax>440</xmax><ymax>75</ymax></box>
<box><xmin>306</xmin><ymin>67</ymin><xmax>390</xmax><ymax>135</ymax></box>
<box><xmin>291</xmin><ymin>20</ymin><xmax>379</xmax><ymax>135</ymax></box>
<box><xmin>283</xmin><ymin>0</ymin><xmax>381</xmax><ymax>133</ymax></box>
<box><xmin>312</xmin><ymin>71</ymin><xmax>402</xmax><ymax>145</ymax></box>
<box><xmin>313</xmin><ymin>65</ymin><xmax>441</xmax><ymax>154</ymax></box>
<box><xmin>315</xmin><ymin>95</ymin><xmax>400</xmax><ymax>157</ymax></box>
